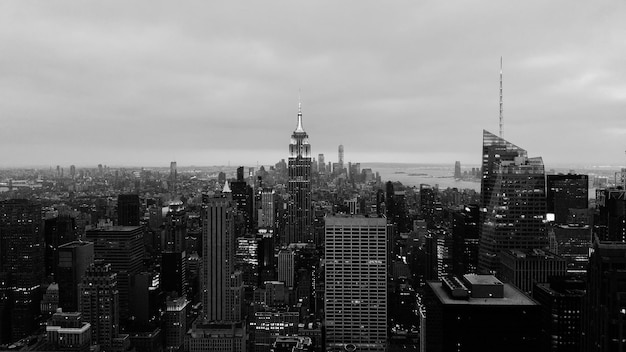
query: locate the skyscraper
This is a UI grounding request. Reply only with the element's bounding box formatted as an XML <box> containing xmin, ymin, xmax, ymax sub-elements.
<box><xmin>338</xmin><ymin>144</ymin><xmax>344</xmax><ymax>171</ymax></box>
<box><xmin>79</xmin><ymin>260</ymin><xmax>119</xmax><ymax>351</ymax></box>
<box><xmin>325</xmin><ymin>216</ymin><xmax>387</xmax><ymax>352</ymax></box>
<box><xmin>286</xmin><ymin>102</ymin><xmax>312</xmax><ymax>244</ymax></box>
<box><xmin>478</xmin><ymin>130</ymin><xmax>547</xmax><ymax>274</ymax></box>
<box><xmin>546</xmin><ymin>174</ymin><xmax>588</xmax><ymax>224</ymax></box>
<box><xmin>0</xmin><ymin>199</ymin><xmax>43</xmax><ymax>342</ymax></box>
<box><xmin>277</xmin><ymin>249</ymin><xmax>295</xmax><ymax>289</ymax></box>
<box><xmin>582</xmin><ymin>238</ymin><xmax>626</xmax><ymax>351</ymax></box>
<box><xmin>85</xmin><ymin>225</ymin><xmax>144</xmax><ymax>322</ymax></box>
<box><xmin>57</xmin><ymin>240</ymin><xmax>94</xmax><ymax>312</ymax></box>
<box><xmin>201</xmin><ymin>186</ymin><xmax>242</xmax><ymax>322</ymax></box>
<box><xmin>117</xmin><ymin>194</ymin><xmax>140</xmax><ymax>227</ymax></box>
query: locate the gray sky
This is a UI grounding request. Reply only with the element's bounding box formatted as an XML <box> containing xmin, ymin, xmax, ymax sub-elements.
<box><xmin>1</xmin><ymin>1</ymin><xmax>625</xmax><ymax>168</ymax></box>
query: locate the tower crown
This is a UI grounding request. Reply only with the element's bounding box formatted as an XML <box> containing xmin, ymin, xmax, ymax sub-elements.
<box><xmin>295</xmin><ymin>101</ymin><xmax>305</xmax><ymax>133</ymax></box>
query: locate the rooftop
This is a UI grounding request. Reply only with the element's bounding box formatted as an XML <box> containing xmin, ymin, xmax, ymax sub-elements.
<box><xmin>428</xmin><ymin>280</ymin><xmax>537</xmax><ymax>306</ymax></box>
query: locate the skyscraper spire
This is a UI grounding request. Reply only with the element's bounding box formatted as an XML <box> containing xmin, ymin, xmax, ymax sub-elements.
<box><xmin>499</xmin><ymin>56</ymin><xmax>504</xmax><ymax>138</ymax></box>
<box><xmin>295</xmin><ymin>91</ymin><xmax>304</xmax><ymax>132</ymax></box>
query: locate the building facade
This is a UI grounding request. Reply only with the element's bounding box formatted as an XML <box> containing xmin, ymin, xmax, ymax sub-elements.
<box><xmin>325</xmin><ymin>216</ymin><xmax>387</xmax><ymax>352</ymax></box>
<box><xmin>286</xmin><ymin>103</ymin><xmax>312</xmax><ymax>244</ymax></box>
<box><xmin>478</xmin><ymin>130</ymin><xmax>547</xmax><ymax>274</ymax></box>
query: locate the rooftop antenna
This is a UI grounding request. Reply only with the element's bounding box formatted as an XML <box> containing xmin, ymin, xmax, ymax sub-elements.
<box><xmin>499</xmin><ymin>56</ymin><xmax>504</xmax><ymax>138</ymax></box>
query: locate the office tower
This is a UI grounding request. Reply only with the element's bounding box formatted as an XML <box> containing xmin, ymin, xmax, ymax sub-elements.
<box><xmin>338</xmin><ymin>145</ymin><xmax>344</xmax><ymax>171</ymax></box>
<box><xmin>454</xmin><ymin>161</ymin><xmax>462</xmax><ymax>179</ymax></box>
<box><xmin>165</xmin><ymin>296</ymin><xmax>189</xmax><ymax>352</ymax></box>
<box><xmin>278</xmin><ymin>249</ymin><xmax>295</xmax><ymax>289</ymax></box>
<box><xmin>498</xmin><ymin>249</ymin><xmax>567</xmax><ymax>293</ymax></box>
<box><xmin>46</xmin><ymin>311</ymin><xmax>92</xmax><ymax>352</ymax></box>
<box><xmin>131</xmin><ymin>271</ymin><xmax>162</xmax><ymax>330</ymax></box>
<box><xmin>451</xmin><ymin>204</ymin><xmax>479</xmax><ymax>275</ymax></box>
<box><xmin>547</xmin><ymin>174</ymin><xmax>588</xmax><ymax>224</ymax></box>
<box><xmin>582</xmin><ymin>238</ymin><xmax>626</xmax><ymax>351</ymax></box>
<box><xmin>85</xmin><ymin>225</ymin><xmax>144</xmax><ymax>322</ymax></box>
<box><xmin>170</xmin><ymin>161</ymin><xmax>177</xmax><ymax>194</ymax></box>
<box><xmin>533</xmin><ymin>276</ymin><xmax>585</xmax><ymax>352</ymax></box>
<box><xmin>325</xmin><ymin>216</ymin><xmax>387</xmax><ymax>352</ymax></box>
<box><xmin>318</xmin><ymin>154</ymin><xmax>325</xmax><ymax>173</ymax></box>
<box><xmin>258</xmin><ymin>231</ymin><xmax>277</xmax><ymax>284</ymax></box>
<box><xmin>553</xmin><ymin>224</ymin><xmax>592</xmax><ymax>273</ymax></box>
<box><xmin>44</xmin><ymin>214</ymin><xmax>77</xmax><ymax>278</ymax></box>
<box><xmin>41</xmin><ymin>283</ymin><xmax>60</xmax><ymax>316</ymax></box>
<box><xmin>419</xmin><ymin>184</ymin><xmax>436</xmax><ymax>226</ymax></box>
<box><xmin>478</xmin><ymin>130</ymin><xmax>547</xmax><ymax>274</ymax></box>
<box><xmin>594</xmin><ymin>188</ymin><xmax>626</xmax><ymax>242</ymax></box>
<box><xmin>435</xmin><ymin>232</ymin><xmax>454</xmax><ymax>280</ymax></box>
<box><xmin>57</xmin><ymin>241</ymin><xmax>94</xmax><ymax>312</ymax></box>
<box><xmin>117</xmin><ymin>194</ymin><xmax>140</xmax><ymax>227</ymax></box>
<box><xmin>201</xmin><ymin>187</ymin><xmax>243</xmax><ymax>322</ymax></box>
<box><xmin>235</xmin><ymin>235</ymin><xmax>259</xmax><ymax>286</ymax></box>
<box><xmin>164</xmin><ymin>201</ymin><xmax>187</xmax><ymax>253</ymax></box>
<box><xmin>0</xmin><ymin>199</ymin><xmax>43</xmax><ymax>342</ymax></box>
<box><xmin>79</xmin><ymin>260</ymin><xmax>119</xmax><ymax>351</ymax></box>
<box><xmin>286</xmin><ymin>102</ymin><xmax>312</xmax><ymax>244</ymax></box>
<box><xmin>161</xmin><ymin>251</ymin><xmax>187</xmax><ymax>298</ymax></box>
<box><xmin>258</xmin><ymin>188</ymin><xmax>275</xmax><ymax>230</ymax></box>
<box><xmin>421</xmin><ymin>274</ymin><xmax>540</xmax><ymax>352</ymax></box>
<box><xmin>231</xmin><ymin>167</ymin><xmax>255</xmax><ymax>235</ymax></box>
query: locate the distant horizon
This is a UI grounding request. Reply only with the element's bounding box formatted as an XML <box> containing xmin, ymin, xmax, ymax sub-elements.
<box><xmin>1</xmin><ymin>161</ymin><xmax>624</xmax><ymax>171</ymax></box>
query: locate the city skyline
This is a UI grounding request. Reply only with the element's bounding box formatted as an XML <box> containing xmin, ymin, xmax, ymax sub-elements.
<box><xmin>1</xmin><ymin>2</ymin><xmax>626</xmax><ymax>167</ymax></box>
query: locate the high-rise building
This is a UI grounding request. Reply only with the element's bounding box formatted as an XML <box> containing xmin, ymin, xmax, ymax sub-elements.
<box><xmin>258</xmin><ymin>188</ymin><xmax>275</xmax><ymax>230</ymax></box>
<box><xmin>451</xmin><ymin>204</ymin><xmax>479</xmax><ymax>275</ymax></box>
<box><xmin>338</xmin><ymin>145</ymin><xmax>344</xmax><ymax>171</ymax></box>
<box><xmin>278</xmin><ymin>249</ymin><xmax>295</xmax><ymax>289</ymax></box>
<box><xmin>478</xmin><ymin>130</ymin><xmax>547</xmax><ymax>274</ymax></box>
<box><xmin>44</xmin><ymin>214</ymin><xmax>77</xmax><ymax>277</ymax></box>
<box><xmin>286</xmin><ymin>102</ymin><xmax>312</xmax><ymax>244</ymax></box>
<box><xmin>454</xmin><ymin>161</ymin><xmax>462</xmax><ymax>179</ymax></box>
<box><xmin>170</xmin><ymin>161</ymin><xmax>177</xmax><ymax>194</ymax></box>
<box><xmin>546</xmin><ymin>174</ymin><xmax>588</xmax><ymax>224</ymax></box>
<box><xmin>85</xmin><ymin>225</ymin><xmax>144</xmax><ymax>322</ymax></box>
<box><xmin>165</xmin><ymin>296</ymin><xmax>189</xmax><ymax>352</ymax></box>
<box><xmin>421</xmin><ymin>274</ymin><xmax>540</xmax><ymax>352</ymax></box>
<box><xmin>117</xmin><ymin>194</ymin><xmax>141</xmax><ymax>227</ymax></box>
<box><xmin>57</xmin><ymin>241</ymin><xmax>94</xmax><ymax>312</ymax></box>
<box><xmin>0</xmin><ymin>199</ymin><xmax>43</xmax><ymax>342</ymax></box>
<box><xmin>533</xmin><ymin>276</ymin><xmax>585</xmax><ymax>352</ymax></box>
<box><xmin>161</xmin><ymin>251</ymin><xmax>188</xmax><ymax>299</ymax></box>
<box><xmin>582</xmin><ymin>238</ymin><xmax>626</xmax><ymax>351</ymax></box>
<box><xmin>164</xmin><ymin>201</ymin><xmax>187</xmax><ymax>253</ymax></box>
<box><xmin>79</xmin><ymin>260</ymin><xmax>120</xmax><ymax>351</ymax></box>
<box><xmin>201</xmin><ymin>187</ymin><xmax>243</xmax><ymax>322</ymax></box>
<box><xmin>594</xmin><ymin>188</ymin><xmax>626</xmax><ymax>242</ymax></box>
<box><xmin>498</xmin><ymin>249</ymin><xmax>567</xmax><ymax>293</ymax></box>
<box><xmin>231</xmin><ymin>167</ymin><xmax>255</xmax><ymax>235</ymax></box>
<box><xmin>318</xmin><ymin>154</ymin><xmax>325</xmax><ymax>173</ymax></box>
<box><xmin>325</xmin><ymin>216</ymin><xmax>387</xmax><ymax>352</ymax></box>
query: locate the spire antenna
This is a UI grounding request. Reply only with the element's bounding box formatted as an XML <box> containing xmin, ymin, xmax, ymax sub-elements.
<box><xmin>499</xmin><ymin>57</ymin><xmax>504</xmax><ymax>138</ymax></box>
<box><xmin>295</xmin><ymin>90</ymin><xmax>304</xmax><ymax>132</ymax></box>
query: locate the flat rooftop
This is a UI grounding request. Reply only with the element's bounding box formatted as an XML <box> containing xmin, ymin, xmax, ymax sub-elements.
<box><xmin>463</xmin><ymin>274</ymin><xmax>503</xmax><ymax>287</ymax></box>
<box><xmin>428</xmin><ymin>281</ymin><xmax>537</xmax><ymax>306</ymax></box>
<box><xmin>325</xmin><ymin>216</ymin><xmax>386</xmax><ymax>226</ymax></box>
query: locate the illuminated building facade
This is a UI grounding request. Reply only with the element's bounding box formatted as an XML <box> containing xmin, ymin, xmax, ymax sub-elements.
<box><xmin>478</xmin><ymin>130</ymin><xmax>547</xmax><ymax>274</ymax></box>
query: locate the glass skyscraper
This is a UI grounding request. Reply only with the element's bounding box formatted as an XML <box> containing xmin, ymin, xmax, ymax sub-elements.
<box><xmin>478</xmin><ymin>130</ymin><xmax>547</xmax><ymax>274</ymax></box>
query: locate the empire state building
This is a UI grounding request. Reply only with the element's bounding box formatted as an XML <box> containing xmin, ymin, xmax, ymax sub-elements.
<box><xmin>286</xmin><ymin>102</ymin><xmax>312</xmax><ymax>244</ymax></box>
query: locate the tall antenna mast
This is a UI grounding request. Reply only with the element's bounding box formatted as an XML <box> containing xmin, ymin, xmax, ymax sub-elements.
<box><xmin>499</xmin><ymin>56</ymin><xmax>504</xmax><ymax>138</ymax></box>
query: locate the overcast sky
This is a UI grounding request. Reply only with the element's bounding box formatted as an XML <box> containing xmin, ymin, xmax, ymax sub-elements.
<box><xmin>1</xmin><ymin>1</ymin><xmax>625</xmax><ymax>168</ymax></box>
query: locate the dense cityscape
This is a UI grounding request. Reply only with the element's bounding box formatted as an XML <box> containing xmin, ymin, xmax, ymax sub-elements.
<box><xmin>0</xmin><ymin>102</ymin><xmax>625</xmax><ymax>352</ymax></box>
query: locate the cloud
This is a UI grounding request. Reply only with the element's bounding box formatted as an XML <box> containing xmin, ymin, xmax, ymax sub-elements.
<box><xmin>0</xmin><ymin>1</ymin><xmax>625</xmax><ymax>167</ymax></box>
